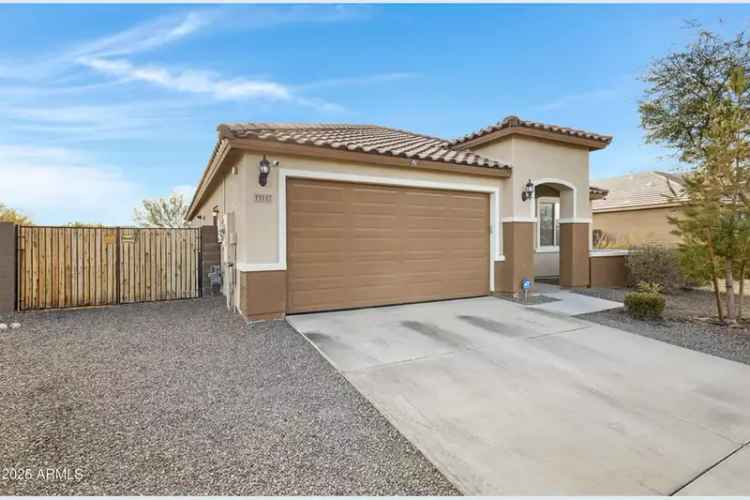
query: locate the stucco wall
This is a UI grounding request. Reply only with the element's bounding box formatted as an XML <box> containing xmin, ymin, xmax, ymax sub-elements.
<box><xmin>474</xmin><ymin>136</ymin><xmax>591</xmax><ymax>221</ymax></box>
<box><xmin>590</xmin><ymin>254</ymin><xmax>627</xmax><ymax>288</ymax></box>
<box><xmin>190</xmin><ymin>157</ymin><xmax>245</xmax><ymax>308</ymax></box>
<box><xmin>593</xmin><ymin>207</ymin><xmax>681</xmax><ymax>247</ymax></box>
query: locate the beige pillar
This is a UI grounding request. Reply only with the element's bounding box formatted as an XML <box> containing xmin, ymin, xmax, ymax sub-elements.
<box><xmin>560</xmin><ymin>223</ymin><xmax>590</xmax><ymax>288</ymax></box>
<box><xmin>496</xmin><ymin>222</ymin><xmax>535</xmax><ymax>294</ymax></box>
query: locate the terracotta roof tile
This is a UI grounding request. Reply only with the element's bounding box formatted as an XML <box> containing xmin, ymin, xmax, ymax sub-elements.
<box><xmin>592</xmin><ymin>171</ymin><xmax>687</xmax><ymax>211</ymax></box>
<box><xmin>218</xmin><ymin>123</ymin><xmax>510</xmax><ymax>170</ymax></box>
<box><xmin>451</xmin><ymin>115</ymin><xmax>613</xmax><ymax>147</ymax></box>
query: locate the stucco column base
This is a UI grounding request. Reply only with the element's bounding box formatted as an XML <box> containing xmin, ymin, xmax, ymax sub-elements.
<box><xmin>239</xmin><ymin>270</ymin><xmax>286</xmax><ymax>320</ymax></box>
<box><xmin>560</xmin><ymin>223</ymin><xmax>590</xmax><ymax>288</ymax></box>
<box><xmin>496</xmin><ymin>222</ymin><xmax>535</xmax><ymax>294</ymax></box>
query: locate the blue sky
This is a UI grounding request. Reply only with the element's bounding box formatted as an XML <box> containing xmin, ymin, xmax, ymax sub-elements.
<box><xmin>1</xmin><ymin>4</ymin><xmax>749</xmax><ymax>225</ymax></box>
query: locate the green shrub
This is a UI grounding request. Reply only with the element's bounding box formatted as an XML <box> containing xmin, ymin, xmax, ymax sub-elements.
<box><xmin>625</xmin><ymin>244</ymin><xmax>684</xmax><ymax>293</ymax></box>
<box><xmin>636</xmin><ymin>281</ymin><xmax>664</xmax><ymax>294</ymax></box>
<box><xmin>624</xmin><ymin>292</ymin><xmax>666</xmax><ymax>320</ymax></box>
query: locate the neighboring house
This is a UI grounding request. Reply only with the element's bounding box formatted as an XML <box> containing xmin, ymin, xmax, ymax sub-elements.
<box><xmin>592</xmin><ymin>171</ymin><xmax>687</xmax><ymax>247</ymax></box>
<box><xmin>187</xmin><ymin>116</ymin><xmax>616</xmax><ymax>320</ymax></box>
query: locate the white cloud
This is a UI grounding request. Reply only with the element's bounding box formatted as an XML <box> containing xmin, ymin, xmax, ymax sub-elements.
<box><xmin>0</xmin><ymin>145</ymin><xmax>143</xmax><ymax>225</ymax></box>
<box><xmin>78</xmin><ymin>57</ymin><xmax>292</xmax><ymax>101</ymax></box>
<box><xmin>70</xmin><ymin>11</ymin><xmax>212</xmax><ymax>59</ymax></box>
<box><xmin>3</xmin><ymin>101</ymin><xmax>192</xmax><ymax>141</ymax></box>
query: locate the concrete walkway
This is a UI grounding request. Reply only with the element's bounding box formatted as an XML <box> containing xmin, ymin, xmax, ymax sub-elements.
<box><xmin>531</xmin><ymin>282</ymin><xmax>623</xmax><ymax>315</ymax></box>
<box><xmin>287</xmin><ymin>297</ymin><xmax>750</xmax><ymax>495</ymax></box>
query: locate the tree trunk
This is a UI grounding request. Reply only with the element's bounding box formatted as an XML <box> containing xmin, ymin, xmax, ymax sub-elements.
<box><xmin>712</xmin><ymin>273</ymin><xmax>724</xmax><ymax>322</ymax></box>
<box><xmin>725</xmin><ymin>260</ymin><xmax>737</xmax><ymax>324</ymax></box>
<box><xmin>706</xmin><ymin>238</ymin><xmax>724</xmax><ymax>322</ymax></box>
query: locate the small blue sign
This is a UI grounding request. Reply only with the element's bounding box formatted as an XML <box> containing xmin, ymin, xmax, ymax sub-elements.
<box><xmin>521</xmin><ymin>278</ymin><xmax>532</xmax><ymax>290</ymax></box>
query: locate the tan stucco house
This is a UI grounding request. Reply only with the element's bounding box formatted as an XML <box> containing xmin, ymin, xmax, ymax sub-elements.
<box><xmin>187</xmin><ymin>116</ymin><xmax>618</xmax><ymax>320</ymax></box>
<box><xmin>592</xmin><ymin>171</ymin><xmax>686</xmax><ymax>247</ymax></box>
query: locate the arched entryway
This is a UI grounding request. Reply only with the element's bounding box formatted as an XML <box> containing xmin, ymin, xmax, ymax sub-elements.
<box><xmin>531</xmin><ymin>179</ymin><xmax>589</xmax><ymax>288</ymax></box>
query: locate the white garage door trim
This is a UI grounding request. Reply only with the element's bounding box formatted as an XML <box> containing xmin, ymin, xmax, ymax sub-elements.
<box><xmin>238</xmin><ymin>168</ymin><xmax>504</xmax><ymax>292</ymax></box>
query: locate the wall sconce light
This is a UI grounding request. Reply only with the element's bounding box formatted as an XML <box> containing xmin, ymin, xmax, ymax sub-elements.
<box><xmin>258</xmin><ymin>155</ymin><xmax>279</xmax><ymax>187</ymax></box>
<box><xmin>521</xmin><ymin>179</ymin><xmax>535</xmax><ymax>202</ymax></box>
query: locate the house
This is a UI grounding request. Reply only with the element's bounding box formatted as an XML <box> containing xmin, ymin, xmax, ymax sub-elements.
<box><xmin>592</xmin><ymin>171</ymin><xmax>686</xmax><ymax>247</ymax></box>
<box><xmin>186</xmin><ymin>116</ymin><xmax>617</xmax><ymax>320</ymax></box>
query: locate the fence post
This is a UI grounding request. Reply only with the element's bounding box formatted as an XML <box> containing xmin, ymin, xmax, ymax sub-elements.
<box><xmin>115</xmin><ymin>227</ymin><xmax>121</xmax><ymax>305</ymax></box>
<box><xmin>0</xmin><ymin>222</ymin><xmax>16</xmax><ymax>313</ymax></box>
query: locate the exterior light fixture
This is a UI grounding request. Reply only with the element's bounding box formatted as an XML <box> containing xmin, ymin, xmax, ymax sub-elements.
<box><xmin>521</xmin><ymin>179</ymin><xmax>535</xmax><ymax>202</ymax></box>
<box><xmin>258</xmin><ymin>155</ymin><xmax>278</xmax><ymax>187</ymax></box>
<box><xmin>211</xmin><ymin>206</ymin><xmax>220</xmax><ymax>218</ymax></box>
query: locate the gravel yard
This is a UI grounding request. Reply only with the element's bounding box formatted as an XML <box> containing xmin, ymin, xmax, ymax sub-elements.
<box><xmin>0</xmin><ymin>298</ymin><xmax>458</xmax><ymax>496</ymax></box>
<box><xmin>574</xmin><ymin>287</ymin><xmax>750</xmax><ymax>366</ymax></box>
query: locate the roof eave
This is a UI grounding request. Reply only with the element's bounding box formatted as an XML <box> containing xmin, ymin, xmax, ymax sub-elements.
<box><xmin>453</xmin><ymin>126</ymin><xmax>612</xmax><ymax>151</ymax></box>
<box><xmin>592</xmin><ymin>201</ymin><xmax>684</xmax><ymax>213</ymax></box>
<box><xmin>227</xmin><ymin>136</ymin><xmax>511</xmax><ymax>176</ymax></box>
<box><xmin>187</xmin><ymin>135</ymin><xmax>512</xmax><ymax>220</ymax></box>
<box><xmin>186</xmin><ymin>138</ymin><xmax>231</xmax><ymax>221</ymax></box>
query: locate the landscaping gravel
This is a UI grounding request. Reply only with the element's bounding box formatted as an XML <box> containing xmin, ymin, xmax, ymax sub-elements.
<box><xmin>575</xmin><ymin>287</ymin><xmax>750</xmax><ymax>366</ymax></box>
<box><xmin>574</xmin><ymin>286</ymin><xmax>748</xmax><ymax>321</ymax></box>
<box><xmin>0</xmin><ymin>297</ymin><xmax>459</xmax><ymax>495</ymax></box>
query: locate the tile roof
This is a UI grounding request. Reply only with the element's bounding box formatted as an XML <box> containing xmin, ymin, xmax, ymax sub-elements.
<box><xmin>592</xmin><ymin>171</ymin><xmax>687</xmax><ymax>211</ymax></box>
<box><xmin>218</xmin><ymin>123</ymin><xmax>510</xmax><ymax>170</ymax></box>
<box><xmin>450</xmin><ymin>115</ymin><xmax>613</xmax><ymax>147</ymax></box>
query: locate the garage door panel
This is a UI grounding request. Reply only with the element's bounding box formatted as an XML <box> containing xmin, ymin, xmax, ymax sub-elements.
<box><xmin>287</xmin><ymin>199</ymin><xmax>346</xmax><ymax>214</ymax></box>
<box><xmin>404</xmin><ymin>216</ymin><xmax>450</xmax><ymax>230</ymax></box>
<box><xmin>288</xmin><ymin>215</ymin><xmax>348</xmax><ymax>231</ymax></box>
<box><xmin>289</xmin><ymin>262</ymin><xmax>348</xmax><ymax>277</ymax></box>
<box><xmin>349</xmin><ymin>188</ymin><xmax>399</xmax><ymax>203</ymax></box>
<box><xmin>287</xmin><ymin>178</ymin><xmax>490</xmax><ymax>313</ymax></box>
<box><xmin>404</xmin><ymin>190</ymin><xmax>450</xmax><ymax>206</ymax></box>
<box><xmin>289</xmin><ymin>276</ymin><xmax>348</xmax><ymax>292</ymax></box>
<box><xmin>288</xmin><ymin>181</ymin><xmax>346</xmax><ymax>201</ymax></box>
<box><xmin>348</xmin><ymin>284</ymin><xmax>410</xmax><ymax>301</ymax></box>
<box><xmin>289</xmin><ymin>237</ymin><xmax>350</xmax><ymax>253</ymax></box>
<box><xmin>352</xmin><ymin>261</ymin><xmax>403</xmax><ymax>277</ymax></box>
<box><xmin>352</xmin><ymin>214</ymin><xmax>399</xmax><ymax>229</ymax></box>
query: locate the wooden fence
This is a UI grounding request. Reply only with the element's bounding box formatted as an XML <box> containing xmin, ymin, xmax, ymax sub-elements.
<box><xmin>16</xmin><ymin>226</ymin><xmax>200</xmax><ymax>311</ymax></box>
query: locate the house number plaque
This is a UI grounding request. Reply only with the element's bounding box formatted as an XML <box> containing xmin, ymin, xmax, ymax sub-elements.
<box><xmin>254</xmin><ymin>193</ymin><xmax>273</xmax><ymax>203</ymax></box>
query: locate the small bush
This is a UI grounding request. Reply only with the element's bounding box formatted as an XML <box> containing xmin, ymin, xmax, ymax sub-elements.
<box><xmin>636</xmin><ymin>281</ymin><xmax>664</xmax><ymax>294</ymax></box>
<box><xmin>624</xmin><ymin>292</ymin><xmax>666</xmax><ymax>320</ymax></box>
<box><xmin>626</xmin><ymin>244</ymin><xmax>684</xmax><ymax>293</ymax></box>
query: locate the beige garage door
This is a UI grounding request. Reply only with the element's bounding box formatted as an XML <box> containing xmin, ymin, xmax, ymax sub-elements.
<box><xmin>286</xmin><ymin>178</ymin><xmax>490</xmax><ymax>313</ymax></box>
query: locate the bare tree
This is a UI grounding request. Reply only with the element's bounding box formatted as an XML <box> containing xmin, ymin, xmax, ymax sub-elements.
<box><xmin>133</xmin><ymin>193</ymin><xmax>189</xmax><ymax>228</ymax></box>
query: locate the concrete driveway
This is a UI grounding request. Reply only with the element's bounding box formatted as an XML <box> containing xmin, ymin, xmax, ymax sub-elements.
<box><xmin>287</xmin><ymin>297</ymin><xmax>750</xmax><ymax>495</ymax></box>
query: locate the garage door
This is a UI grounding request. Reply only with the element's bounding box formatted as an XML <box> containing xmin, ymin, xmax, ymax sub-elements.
<box><xmin>286</xmin><ymin>178</ymin><xmax>490</xmax><ymax>313</ymax></box>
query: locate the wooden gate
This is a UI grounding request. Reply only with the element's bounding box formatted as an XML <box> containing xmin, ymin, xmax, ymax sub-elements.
<box><xmin>118</xmin><ymin>228</ymin><xmax>200</xmax><ymax>304</ymax></box>
<box><xmin>16</xmin><ymin>226</ymin><xmax>200</xmax><ymax>311</ymax></box>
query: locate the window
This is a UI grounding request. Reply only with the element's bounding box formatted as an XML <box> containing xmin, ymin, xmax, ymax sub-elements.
<box><xmin>538</xmin><ymin>200</ymin><xmax>559</xmax><ymax>248</ymax></box>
